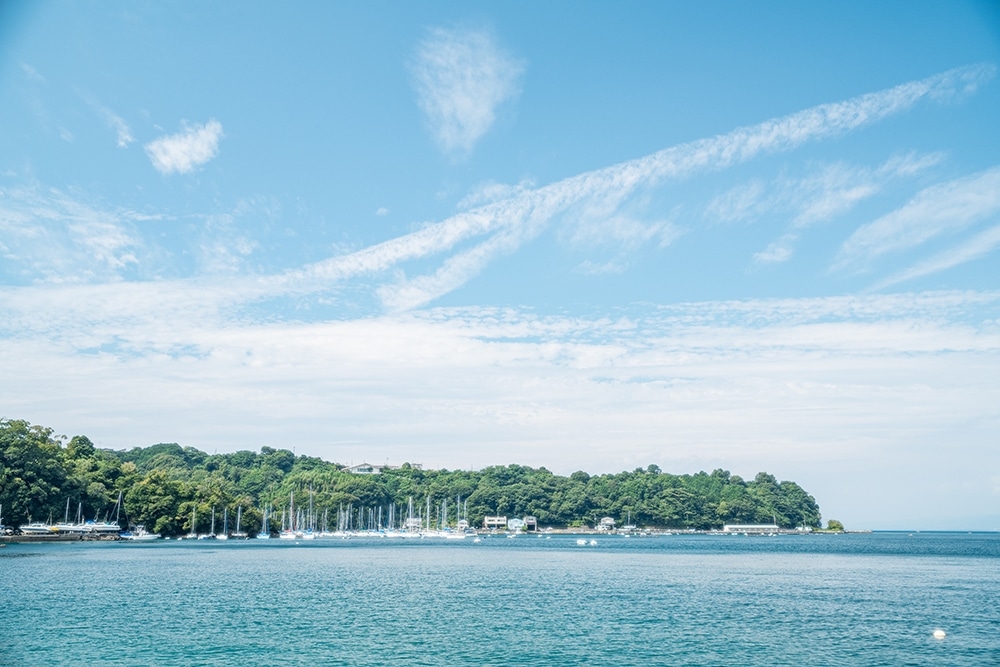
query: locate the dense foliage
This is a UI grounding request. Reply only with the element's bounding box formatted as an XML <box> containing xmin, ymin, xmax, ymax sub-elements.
<box><xmin>0</xmin><ymin>418</ymin><xmax>821</xmax><ymax>535</ymax></box>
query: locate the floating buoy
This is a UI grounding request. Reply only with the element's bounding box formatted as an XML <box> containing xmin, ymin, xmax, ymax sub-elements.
<box><xmin>933</xmin><ymin>629</ymin><xmax>946</xmax><ymax>640</ymax></box>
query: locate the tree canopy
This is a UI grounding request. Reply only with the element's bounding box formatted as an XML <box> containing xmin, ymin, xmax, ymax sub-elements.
<box><xmin>0</xmin><ymin>418</ymin><xmax>821</xmax><ymax>536</ymax></box>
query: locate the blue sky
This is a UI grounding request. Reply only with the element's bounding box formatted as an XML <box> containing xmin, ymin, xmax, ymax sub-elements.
<box><xmin>2</xmin><ymin>1</ymin><xmax>999</xmax><ymax>529</ymax></box>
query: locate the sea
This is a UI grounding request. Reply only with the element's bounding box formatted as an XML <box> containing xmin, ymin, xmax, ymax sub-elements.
<box><xmin>2</xmin><ymin>532</ymin><xmax>997</xmax><ymax>666</ymax></box>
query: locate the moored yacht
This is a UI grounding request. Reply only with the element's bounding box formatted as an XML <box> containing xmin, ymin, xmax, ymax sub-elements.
<box><xmin>122</xmin><ymin>526</ymin><xmax>160</xmax><ymax>541</ymax></box>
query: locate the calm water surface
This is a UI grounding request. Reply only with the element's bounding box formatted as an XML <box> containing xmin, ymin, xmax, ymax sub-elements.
<box><xmin>2</xmin><ymin>532</ymin><xmax>997</xmax><ymax>666</ymax></box>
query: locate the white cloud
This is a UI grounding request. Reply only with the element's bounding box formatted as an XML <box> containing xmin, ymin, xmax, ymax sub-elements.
<box><xmin>567</xmin><ymin>215</ymin><xmax>682</xmax><ymax>251</ymax></box>
<box><xmin>144</xmin><ymin>119</ymin><xmax>224</xmax><ymax>175</ymax></box>
<box><xmin>753</xmin><ymin>234</ymin><xmax>797</xmax><ymax>265</ymax></box>
<box><xmin>0</xmin><ymin>185</ymin><xmax>146</xmax><ymax>283</ymax></box>
<box><xmin>112</xmin><ymin>119</ymin><xmax>134</xmax><ymax>148</ymax></box>
<box><xmin>457</xmin><ymin>179</ymin><xmax>535</xmax><ymax>209</ymax></box>
<box><xmin>563</xmin><ymin>213</ymin><xmax>684</xmax><ymax>275</ymax></box>
<box><xmin>19</xmin><ymin>61</ymin><xmax>44</xmax><ymax>83</ymax></box>
<box><xmin>411</xmin><ymin>27</ymin><xmax>524</xmax><ymax>156</ymax></box>
<box><xmin>3</xmin><ymin>65</ymin><xmax>988</xmax><ymax>313</ymax></box>
<box><xmin>1</xmin><ymin>288</ymin><xmax>998</xmax><ymax>530</ymax></box>
<box><xmin>103</xmin><ymin>111</ymin><xmax>134</xmax><ymax>148</ymax></box>
<box><xmin>708</xmin><ymin>152</ymin><xmax>946</xmax><ymax>266</ymax></box>
<box><xmin>873</xmin><ymin>222</ymin><xmax>1000</xmax><ymax>290</ymax></box>
<box><xmin>704</xmin><ymin>180</ymin><xmax>766</xmax><ymax>224</ymax></box>
<box><xmin>81</xmin><ymin>93</ymin><xmax>135</xmax><ymax>148</ymax></box>
<box><xmin>376</xmin><ymin>207</ymin><xmax>390</xmax><ymax>216</ymax></box>
<box><xmin>369</xmin><ymin>65</ymin><xmax>990</xmax><ymax>308</ymax></box>
<box><xmin>791</xmin><ymin>168</ymin><xmax>879</xmax><ymax>228</ymax></box>
<box><xmin>835</xmin><ymin>166</ymin><xmax>1000</xmax><ymax>270</ymax></box>
<box><xmin>196</xmin><ymin>213</ymin><xmax>260</xmax><ymax>275</ymax></box>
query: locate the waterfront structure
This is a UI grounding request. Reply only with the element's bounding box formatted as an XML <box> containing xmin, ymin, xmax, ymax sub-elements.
<box><xmin>722</xmin><ymin>523</ymin><xmax>780</xmax><ymax>534</ymax></box>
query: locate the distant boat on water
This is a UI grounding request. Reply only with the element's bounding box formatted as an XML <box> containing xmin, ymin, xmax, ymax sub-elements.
<box><xmin>279</xmin><ymin>491</ymin><xmax>297</xmax><ymax>539</ymax></box>
<box><xmin>122</xmin><ymin>526</ymin><xmax>160</xmax><ymax>541</ymax></box>
<box><xmin>256</xmin><ymin>505</ymin><xmax>271</xmax><ymax>539</ymax></box>
<box><xmin>217</xmin><ymin>507</ymin><xmax>230</xmax><ymax>540</ymax></box>
<box><xmin>231</xmin><ymin>506</ymin><xmax>248</xmax><ymax>539</ymax></box>
<box><xmin>198</xmin><ymin>507</ymin><xmax>217</xmax><ymax>540</ymax></box>
<box><xmin>183</xmin><ymin>507</ymin><xmax>198</xmax><ymax>540</ymax></box>
<box><xmin>20</xmin><ymin>521</ymin><xmax>57</xmax><ymax>535</ymax></box>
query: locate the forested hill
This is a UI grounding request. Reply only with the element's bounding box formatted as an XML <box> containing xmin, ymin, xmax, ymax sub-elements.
<box><xmin>0</xmin><ymin>418</ymin><xmax>821</xmax><ymax>535</ymax></box>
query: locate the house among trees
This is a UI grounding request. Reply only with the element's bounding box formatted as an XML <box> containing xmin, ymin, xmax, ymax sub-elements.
<box><xmin>343</xmin><ymin>462</ymin><xmax>385</xmax><ymax>475</ymax></box>
<box><xmin>342</xmin><ymin>462</ymin><xmax>423</xmax><ymax>475</ymax></box>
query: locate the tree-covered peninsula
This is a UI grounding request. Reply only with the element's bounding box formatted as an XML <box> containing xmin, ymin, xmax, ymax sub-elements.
<box><xmin>0</xmin><ymin>418</ymin><xmax>821</xmax><ymax>535</ymax></box>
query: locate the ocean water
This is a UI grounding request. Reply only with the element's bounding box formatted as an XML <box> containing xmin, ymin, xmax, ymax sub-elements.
<box><xmin>2</xmin><ymin>532</ymin><xmax>997</xmax><ymax>666</ymax></box>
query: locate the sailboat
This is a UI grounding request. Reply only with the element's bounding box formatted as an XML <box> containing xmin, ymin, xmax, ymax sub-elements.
<box><xmin>54</xmin><ymin>499</ymin><xmax>86</xmax><ymax>534</ymax></box>
<box><xmin>255</xmin><ymin>505</ymin><xmax>271</xmax><ymax>539</ymax></box>
<box><xmin>86</xmin><ymin>491</ymin><xmax>123</xmax><ymax>536</ymax></box>
<box><xmin>301</xmin><ymin>490</ymin><xmax>316</xmax><ymax>539</ymax></box>
<box><xmin>231</xmin><ymin>506</ymin><xmax>248</xmax><ymax>539</ymax></box>
<box><xmin>184</xmin><ymin>507</ymin><xmax>198</xmax><ymax>540</ymax></box>
<box><xmin>216</xmin><ymin>507</ymin><xmax>230</xmax><ymax>540</ymax></box>
<box><xmin>279</xmin><ymin>491</ymin><xmax>297</xmax><ymax>539</ymax></box>
<box><xmin>198</xmin><ymin>507</ymin><xmax>217</xmax><ymax>539</ymax></box>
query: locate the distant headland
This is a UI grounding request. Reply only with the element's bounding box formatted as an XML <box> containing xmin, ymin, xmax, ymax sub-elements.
<box><xmin>0</xmin><ymin>418</ymin><xmax>822</xmax><ymax>538</ymax></box>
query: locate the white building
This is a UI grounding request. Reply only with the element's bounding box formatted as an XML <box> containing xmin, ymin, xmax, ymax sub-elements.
<box><xmin>722</xmin><ymin>523</ymin><xmax>780</xmax><ymax>534</ymax></box>
<box><xmin>342</xmin><ymin>462</ymin><xmax>385</xmax><ymax>475</ymax></box>
<box><xmin>342</xmin><ymin>462</ymin><xmax>424</xmax><ymax>475</ymax></box>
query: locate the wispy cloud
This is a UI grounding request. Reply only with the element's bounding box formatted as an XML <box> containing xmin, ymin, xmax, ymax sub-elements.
<box><xmin>706</xmin><ymin>152</ymin><xmax>946</xmax><ymax>265</ymax></box>
<box><xmin>411</xmin><ymin>27</ymin><xmax>524</xmax><ymax>156</ymax></box>
<box><xmin>367</xmin><ymin>64</ymin><xmax>993</xmax><ymax>308</ymax></box>
<box><xmin>704</xmin><ymin>180</ymin><xmax>767</xmax><ymax>224</ymax></box>
<box><xmin>81</xmin><ymin>93</ymin><xmax>135</xmax><ymax>148</ymax></box>
<box><xmin>873</xmin><ymin>222</ymin><xmax>1000</xmax><ymax>290</ymax></box>
<box><xmin>0</xmin><ymin>185</ymin><xmax>147</xmax><ymax>283</ymax></box>
<box><xmin>753</xmin><ymin>234</ymin><xmax>796</xmax><ymax>265</ymax></box>
<box><xmin>3</xmin><ymin>65</ymin><xmax>990</xmax><ymax>316</ymax></box>
<box><xmin>835</xmin><ymin>165</ymin><xmax>1000</xmax><ymax>271</ymax></box>
<box><xmin>19</xmin><ymin>61</ymin><xmax>44</xmax><ymax>83</ymax></box>
<box><xmin>196</xmin><ymin>214</ymin><xmax>260</xmax><ymax>275</ymax></box>
<box><xmin>144</xmin><ymin>119</ymin><xmax>224</xmax><ymax>175</ymax></box>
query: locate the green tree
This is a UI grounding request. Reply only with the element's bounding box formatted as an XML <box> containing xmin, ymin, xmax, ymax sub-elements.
<box><xmin>0</xmin><ymin>419</ymin><xmax>67</xmax><ymax>525</ymax></box>
<box><xmin>0</xmin><ymin>417</ymin><xmax>828</xmax><ymax>535</ymax></box>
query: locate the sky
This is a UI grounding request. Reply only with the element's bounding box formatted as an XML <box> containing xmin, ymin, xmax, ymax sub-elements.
<box><xmin>1</xmin><ymin>1</ymin><xmax>999</xmax><ymax>530</ymax></box>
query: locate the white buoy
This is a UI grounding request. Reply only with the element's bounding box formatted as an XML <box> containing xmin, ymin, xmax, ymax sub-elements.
<box><xmin>933</xmin><ymin>629</ymin><xmax>946</xmax><ymax>640</ymax></box>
